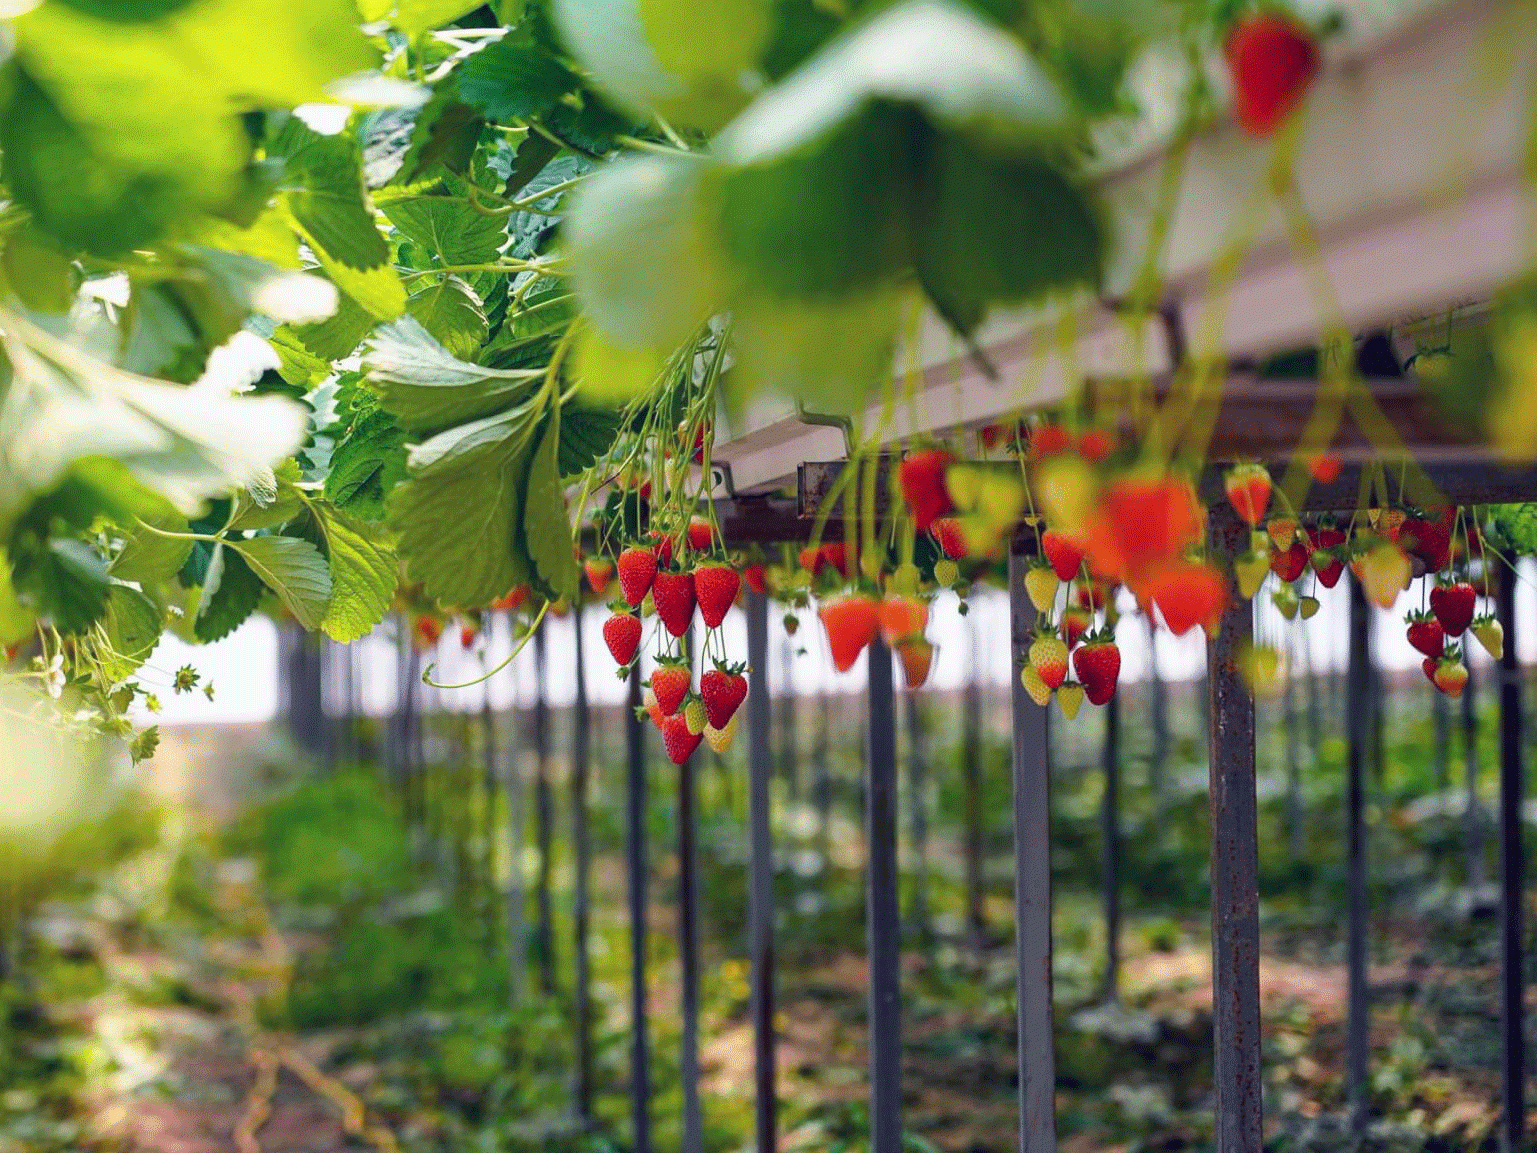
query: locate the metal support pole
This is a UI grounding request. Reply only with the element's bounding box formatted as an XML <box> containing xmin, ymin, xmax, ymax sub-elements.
<box><xmin>963</xmin><ymin>616</ymin><xmax>986</xmax><ymax>957</ymax></box>
<box><xmin>1496</xmin><ymin>562</ymin><xmax>1526</xmax><ymax>1153</ymax></box>
<box><xmin>533</xmin><ymin>626</ymin><xmax>556</xmax><ymax>996</ymax></box>
<box><xmin>747</xmin><ymin>592</ymin><xmax>778</xmax><ymax>1153</ymax></box>
<box><xmin>625</xmin><ymin>662</ymin><xmax>651</xmax><ymax>1153</ymax></box>
<box><xmin>865</xmin><ymin>636</ymin><xmax>901</xmax><ymax>1153</ymax></box>
<box><xmin>505</xmin><ymin>658</ymin><xmax>526</xmax><ymax>1009</ymax></box>
<box><xmin>679</xmin><ymin>630</ymin><xmax>702</xmax><ymax>1153</ymax></box>
<box><xmin>1101</xmin><ymin>689</ymin><xmax>1121</xmax><ymax>1004</ymax></box>
<box><xmin>905</xmin><ymin>692</ymin><xmax>930</xmax><ymax>945</ymax></box>
<box><xmin>780</xmin><ymin>635</ymin><xmax>799</xmax><ymax>802</ymax></box>
<box><xmin>572</xmin><ymin>608</ymin><xmax>594</xmax><ymax>1123</ymax></box>
<box><xmin>1465</xmin><ymin>645</ymin><xmax>1485</xmax><ymax>889</ymax></box>
<box><xmin>1345</xmin><ymin>576</ymin><xmax>1371</xmax><ymax>1133</ymax></box>
<box><xmin>1206</xmin><ymin>504</ymin><xmax>1263</xmax><ymax>1153</ymax></box>
<box><xmin>1008</xmin><ymin>551</ymin><xmax>1056</xmax><ymax>1152</ymax></box>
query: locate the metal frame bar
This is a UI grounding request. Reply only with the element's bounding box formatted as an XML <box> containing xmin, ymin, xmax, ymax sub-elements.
<box><xmin>572</xmin><ymin>607</ymin><xmax>594</xmax><ymax>1123</ymax></box>
<box><xmin>625</xmin><ymin>663</ymin><xmax>652</xmax><ymax>1153</ymax></box>
<box><xmin>865</xmin><ymin>636</ymin><xmax>902</xmax><ymax>1153</ymax></box>
<box><xmin>1101</xmin><ymin>689</ymin><xmax>1121</xmax><ymax>1004</ymax></box>
<box><xmin>533</xmin><ymin>626</ymin><xmax>556</xmax><ymax>996</ymax></box>
<box><xmin>1496</xmin><ymin>561</ymin><xmax>1526</xmax><ymax>1152</ymax></box>
<box><xmin>679</xmin><ymin>630</ymin><xmax>703</xmax><ymax>1153</ymax></box>
<box><xmin>1345</xmin><ymin>576</ymin><xmax>1371</xmax><ymax>1132</ymax></box>
<box><xmin>747</xmin><ymin>591</ymin><xmax>778</xmax><ymax>1153</ymax></box>
<box><xmin>1008</xmin><ymin>549</ymin><xmax>1056</xmax><ymax>1151</ymax></box>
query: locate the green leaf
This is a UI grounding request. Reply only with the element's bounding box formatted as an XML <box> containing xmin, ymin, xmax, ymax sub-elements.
<box><xmin>325</xmin><ymin>409</ymin><xmax>410</xmax><ymax>521</ymax></box>
<box><xmin>558</xmin><ymin>405</ymin><xmax>624</xmax><ymax>476</ymax></box>
<box><xmin>121</xmin><ymin>285</ymin><xmax>204</xmax><ymax>381</ymax></box>
<box><xmin>398</xmin><ymin>89</ymin><xmax>484</xmax><ymax>185</ymax></box>
<box><xmin>229</xmin><ymin>534</ymin><xmax>332</xmax><ymax>630</ymax></box>
<box><xmin>522</xmin><ymin>414</ymin><xmax>579</xmax><ymax>601</ymax></box>
<box><xmin>406</xmin><ymin>277</ymin><xmax>489</xmax><ymax>360</ymax></box>
<box><xmin>455</xmin><ymin>34</ymin><xmax>579</xmax><ymax>122</ymax></box>
<box><xmin>713</xmin><ymin>0</ymin><xmax>1072</xmax><ymax>166</ymax></box>
<box><xmin>10</xmin><ymin>537</ymin><xmax>111</xmax><ymax>633</ymax></box>
<box><xmin>193</xmin><ymin>543</ymin><xmax>265</xmax><ymax>641</ymax></box>
<box><xmin>0</xmin><ymin>549</ymin><xmax>37</xmax><ymax>646</ymax></box>
<box><xmin>364</xmin><ymin>317</ymin><xmax>541</xmax><ymax>432</ymax></box>
<box><xmin>228</xmin><ymin>477</ymin><xmax>305</xmax><ymax>531</ymax></box>
<box><xmin>388</xmin><ymin>420</ymin><xmax>535</xmax><ymax>606</ymax></box>
<box><xmin>569</xmin><ymin>326</ymin><xmax>672</xmax><ymax>407</ymax></box>
<box><xmin>507</xmin><ymin>153</ymin><xmax>590</xmax><ymax>258</ymax></box>
<box><xmin>2</xmin><ymin>232</ymin><xmax>77</xmax><ymax>314</ymax></box>
<box><xmin>110</xmin><ymin>510</ymin><xmax>194</xmax><ymax>585</ymax></box>
<box><xmin>100</xmin><ymin>585</ymin><xmax>162</xmax><ymax>683</ymax></box>
<box><xmin>912</xmin><ymin>138</ymin><xmax>1103</xmax><ymax>334</ymax></box>
<box><xmin>307</xmin><ymin>502</ymin><xmax>397</xmax><ymax>642</ymax></box>
<box><xmin>384</xmin><ymin>197</ymin><xmax>507</xmax><ymax>266</ymax></box>
<box><xmin>289</xmin><ymin>292</ymin><xmax>378</xmax><ymax>362</ymax></box>
<box><xmin>392</xmin><ymin>0</ymin><xmax>484</xmax><ymax>37</ymax></box>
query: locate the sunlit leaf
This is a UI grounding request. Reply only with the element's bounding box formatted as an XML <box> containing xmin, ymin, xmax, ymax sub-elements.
<box><xmin>229</xmin><ymin>534</ymin><xmax>332</xmax><ymax>630</ymax></box>
<box><xmin>522</xmin><ymin>415</ymin><xmax>579</xmax><ymax>601</ymax></box>
<box><xmin>364</xmin><ymin>316</ymin><xmax>541</xmax><ymax>432</ymax></box>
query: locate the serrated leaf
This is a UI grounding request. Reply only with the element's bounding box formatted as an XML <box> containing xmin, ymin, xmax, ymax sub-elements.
<box><xmin>130</xmin><ymin>725</ymin><xmax>161</xmax><ymax>763</ymax></box>
<box><xmin>364</xmin><ymin>316</ymin><xmax>542</xmax><ymax>432</ymax></box>
<box><xmin>100</xmin><ymin>585</ymin><xmax>161</xmax><ymax>683</ymax></box>
<box><xmin>228</xmin><ymin>535</ymin><xmax>332</xmax><ymax>630</ymax></box>
<box><xmin>10</xmin><ymin>537</ymin><xmax>111</xmax><ymax>633</ymax></box>
<box><xmin>407</xmin><ymin>277</ymin><xmax>488</xmax><ymax>360</ymax></box>
<box><xmin>522</xmin><ymin>414</ymin><xmax>579</xmax><ymax>601</ymax></box>
<box><xmin>384</xmin><ymin>197</ymin><xmax>507</xmax><ymax>265</ymax></box>
<box><xmin>558</xmin><ymin>405</ymin><xmax>623</xmax><ymax>476</ymax></box>
<box><xmin>110</xmin><ymin>510</ymin><xmax>195</xmax><ymax>585</ymax></box>
<box><xmin>289</xmin><ymin>292</ymin><xmax>378</xmax><ymax>362</ymax></box>
<box><xmin>228</xmin><ymin>484</ymin><xmax>305</xmax><ymax>532</ymax></box>
<box><xmin>507</xmin><ymin>153</ymin><xmax>589</xmax><ymax>258</ymax></box>
<box><xmin>308</xmin><ymin>502</ymin><xmax>397</xmax><ymax>642</ymax></box>
<box><xmin>455</xmin><ymin>34</ymin><xmax>578</xmax><ymax>122</ymax></box>
<box><xmin>194</xmin><ymin>544</ymin><xmax>265</xmax><ymax>641</ymax></box>
<box><xmin>325</xmin><ymin>409</ymin><xmax>409</xmax><ymax>521</ymax></box>
<box><xmin>398</xmin><ymin>88</ymin><xmax>483</xmax><ymax>185</ymax></box>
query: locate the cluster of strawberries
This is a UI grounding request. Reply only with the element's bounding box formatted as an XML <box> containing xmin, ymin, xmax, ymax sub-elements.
<box><xmin>598</xmin><ymin>515</ymin><xmax>749</xmax><ymax>766</ymax></box>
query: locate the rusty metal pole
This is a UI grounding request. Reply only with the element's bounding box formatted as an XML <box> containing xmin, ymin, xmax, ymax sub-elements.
<box><xmin>624</xmin><ymin>662</ymin><xmax>651</xmax><ymax>1153</ymax></box>
<box><xmin>571</xmin><ymin>607</ymin><xmax>594</xmax><ymax>1123</ymax></box>
<box><xmin>865</xmin><ymin>636</ymin><xmax>902</xmax><ymax>1153</ymax></box>
<box><xmin>747</xmin><ymin>591</ymin><xmax>778</xmax><ymax>1153</ymax></box>
<box><xmin>1345</xmin><ymin>576</ymin><xmax>1371</xmax><ymax>1133</ymax></box>
<box><xmin>1206</xmin><ymin>504</ymin><xmax>1263</xmax><ymax>1153</ymax></box>
<box><xmin>1496</xmin><ymin>561</ymin><xmax>1525</xmax><ymax>1153</ymax></box>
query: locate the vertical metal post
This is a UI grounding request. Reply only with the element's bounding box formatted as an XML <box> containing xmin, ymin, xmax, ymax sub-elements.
<box><xmin>1101</xmin><ymin>689</ymin><xmax>1121</xmax><ymax>1003</ymax></box>
<box><xmin>815</xmin><ymin>692</ymin><xmax>833</xmax><ymax>863</ymax></box>
<box><xmin>780</xmin><ymin>635</ymin><xmax>799</xmax><ymax>802</ymax></box>
<box><xmin>1345</xmin><ymin>576</ymin><xmax>1371</xmax><ymax>1133</ymax></box>
<box><xmin>505</xmin><ymin>656</ymin><xmax>526</xmax><ymax>1009</ymax></box>
<box><xmin>747</xmin><ymin>592</ymin><xmax>778</xmax><ymax>1153</ymax></box>
<box><xmin>481</xmin><ymin>670</ymin><xmax>499</xmax><ymax>944</ymax></box>
<box><xmin>625</xmin><ymin>662</ymin><xmax>651</xmax><ymax>1153</ymax></box>
<box><xmin>1464</xmin><ymin>645</ymin><xmax>1484</xmax><ymax>889</ymax></box>
<box><xmin>1147</xmin><ymin>616</ymin><xmax>1170</xmax><ymax>815</ymax></box>
<box><xmin>1496</xmin><ymin>562</ymin><xmax>1526</xmax><ymax>1153</ymax></box>
<box><xmin>865</xmin><ymin>636</ymin><xmax>901</xmax><ymax>1153</ymax></box>
<box><xmin>533</xmin><ymin>625</ymin><xmax>556</xmax><ymax>996</ymax></box>
<box><xmin>679</xmin><ymin>629</ymin><xmax>702</xmax><ymax>1153</ymax></box>
<box><xmin>1284</xmin><ymin>644</ymin><xmax>1304</xmax><ymax>863</ymax></box>
<box><xmin>572</xmin><ymin>607</ymin><xmax>594</xmax><ymax>1123</ymax></box>
<box><xmin>963</xmin><ymin>616</ymin><xmax>986</xmax><ymax>957</ymax></box>
<box><xmin>1008</xmin><ymin>551</ymin><xmax>1055</xmax><ymax>1152</ymax></box>
<box><xmin>1206</xmin><ymin>504</ymin><xmax>1263</xmax><ymax>1153</ymax></box>
<box><xmin>905</xmin><ymin>692</ymin><xmax>930</xmax><ymax>944</ymax></box>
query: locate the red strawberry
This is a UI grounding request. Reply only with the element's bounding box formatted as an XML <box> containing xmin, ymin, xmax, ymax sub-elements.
<box><xmin>1399</xmin><ymin>514</ymin><xmax>1451</xmax><ymax>574</ymax></box>
<box><xmin>1145</xmin><ymin>561</ymin><xmax>1226</xmax><ymax>637</ymax></box>
<box><xmin>1429</xmin><ymin>580</ymin><xmax>1476</xmax><ymax>638</ymax></box>
<box><xmin>980</xmin><ymin>421</ymin><xmax>1025</xmax><ymax>452</ymax></box>
<box><xmin>899</xmin><ymin>448</ymin><xmax>957</xmax><ymax>534</ymax></box>
<box><xmin>617</xmin><ymin>546</ymin><xmax>658</xmax><ymax>607</ymax></box>
<box><xmin>686</xmin><ymin>516</ymin><xmax>715</xmax><ymax>553</ymax></box>
<box><xmin>878</xmin><ymin>595</ymin><xmax>929</xmax><ymax>645</ymax></box>
<box><xmin>652</xmin><ymin>570</ymin><xmax>697</xmax><ymax>637</ymax></box>
<box><xmin>695</xmin><ymin>564</ymin><xmax>740</xmax><ymax>629</ymax></box>
<box><xmin>650</xmin><ymin>661</ymin><xmax>691</xmax><ymax>717</ymax></box>
<box><xmin>1405</xmin><ymin>610</ymin><xmax>1444</xmax><ymax>659</ymax></box>
<box><xmin>931</xmin><ymin>517</ymin><xmax>967</xmax><ymax>559</ymax></box>
<box><xmin>1060</xmin><ymin>605</ymin><xmax>1092</xmax><ymax>650</ymax></box>
<box><xmin>1433</xmin><ymin>652</ymin><xmax>1469</xmax><ymax>699</ymax></box>
<box><xmin>649</xmin><ymin>530</ymin><xmax>676</xmax><ymax>569</ymax></box>
<box><xmin>1072</xmin><ymin>634</ymin><xmax>1122</xmax><ymax>706</ymax></box>
<box><xmin>1075</xmin><ymin>580</ymin><xmax>1114</xmax><ymax>613</ymax></box>
<box><xmin>1306</xmin><ymin>454</ymin><xmax>1342</xmax><ymax>483</ymax></box>
<box><xmin>1270</xmin><ymin>539</ymin><xmax>1308</xmax><ymax>583</ymax></box>
<box><xmin>818</xmin><ymin>594</ymin><xmax>881</xmax><ymax>673</ymax></box>
<box><xmin>1075</xmin><ymin>427</ymin><xmax>1115</xmax><ymax>465</ymax></box>
<box><xmin>1308</xmin><ymin>525</ymin><xmax>1347</xmax><ymax>588</ymax></box>
<box><xmin>661</xmin><ymin>712</ymin><xmax>703</xmax><ymax>765</ymax></box>
<box><xmin>1085</xmin><ymin>475</ymin><xmax>1203</xmax><ymax>587</ymax></box>
<box><xmin>584</xmin><ymin>556</ymin><xmax>615</xmax><ymax>594</ymax></box>
<box><xmin>414</xmin><ymin>615</ymin><xmax>442</xmax><ymax>648</ymax></box>
<box><xmin>1422</xmin><ymin>656</ymin><xmax>1438</xmax><ymax>685</ymax></box>
<box><xmin>820</xmin><ymin>541</ymin><xmax>852</xmax><ymax>579</ymax></box>
<box><xmin>603</xmin><ymin>611</ymin><xmax>642</xmax><ymax>666</ymax></box>
<box><xmin>689</xmin><ymin>422</ymin><xmax>709</xmax><ymax>465</ymax></box>
<box><xmin>1226</xmin><ymin>14</ymin><xmax>1319</xmax><ymax>139</ymax></box>
<box><xmin>895</xmin><ymin>636</ymin><xmax>935</xmax><ymax>688</ymax></box>
<box><xmin>1028</xmin><ymin>423</ymin><xmax>1074</xmax><ymax>463</ymax></box>
<box><xmin>1224</xmin><ymin>463</ymin><xmax>1272</xmax><ymax>526</ymax></box>
<box><xmin>459</xmin><ymin>623</ymin><xmax>477</xmax><ymax>650</ymax></box>
<box><xmin>1041</xmin><ymin>530</ymin><xmax>1086</xmax><ymax>583</ymax></box>
<box><xmin>700</xmin><ymin>664</ymin><xmax>748</xmax><ymax>730</ymax></box>
<box><xmin>798</xmin><ymin>544</ymin><xmax>823</xmax><ymax>576</ymax></box>
<box><xmin>491</xmin><ymin>585</ymin><xmax>531</xmax><ymax>613</ymax></box>
<box><xmin>743</xmin><ymin>563</ymin><xmax>768</xmax><ymax>597</ymax></box>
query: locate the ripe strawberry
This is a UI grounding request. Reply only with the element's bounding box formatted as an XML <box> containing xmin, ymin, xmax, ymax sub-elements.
<box><xmin>661</xmin><ymin>712</ymin><xmax>703</xmax><ymax>765</ymax></box>
<box><xmin>414</xmin><ymin>615</ymin><xmax>442</xmax><ymax>648</ymax></box>
<box><xmin>1226</xmin><ymin>14</ymin><xmax>1319</xmax><ymax>139</ymax></box>
<box><xmin>822</xmin><ymin>541</ymin><xmax>853</xmax><ymax>579</ymax></box>
<box><xmin>1072</xmin><ymin>634</ymin><xmax>1122</xmax><ymax>706</ymax></box>
<box><xmin>1378</xmin><ymin>508</ymin><xmax>1407</xmax><ymax>540</ymax></box>
<box><xmin>684</xmin><ymin>696</ymin><xmax>708</xmax><ymax>736</ymax></box>
<box><xmin>1471</xmin><ymin>613</ymin><xmax>1504</xmax><ymax>660</ymax></box>
<box><xmin>1270</xmin><ymin>539</ymin><xmax>1309</xmax><ymax>583</ymax></box>
<box><xmin>1146</xmin><ymin>561</ymin><xmax>1226</xmax><ymax>637</ymax></box>
<box><xmin>1355</xmin><ymin>540</ymin><xmax>1411</xmax><ymax>609</ymax></box>
<box><xmin>743</xmin><ymin>563</ymin><xmax>768</xmax><ymax>597</ymax></box>
<box><xmin>686</xmin><ymin>516</ymin><xmax>715</xmax><ymax>553</ymax></box>
<box><xmin>1433</xmin><ymin>652</ymin><xmax>1469</xmax><ymax>699</ymax></box>
<box><xmin>1308</xmin><ymin>525</ymin><xmax>1347</xmax><ymax>588</ymax></box>
<box><xmin>649</xmin><ymin>529</ymin><xmax>676</xmax><ymax>568</ymax></box>
<box><xmin>878</xmin><ymin>595</ymin><xmax>929</xmax><ymax>645</ymax></box>
<box><xmin>932</xmin><ymin>516</ymin><xmax>968</xmax><ymax>559</ymax></box>
<box><xmin>798</xmin><ymin>544</ymin><xmax>822</xmax><ymax>576</ymax></box>
<box><xmin>1224</xmin><ymin>463</ymin><xmax>1272</xmax><ymax>526</ymax></box>
<box><xmin>1019</xmin><ymin>664</ymin><xmax>1052</xmax><ymax>707</ymax></box>
<box><xmin>491</xmin><ymin>585</ymin><xmax>531</xmax><ymax>613</ymax></box>
<box><xmin>650</xmin><ymin>661</ymin><xmax>691</xmax><ymax>717</ymax></box>
<box><xmin>1027</xmin><ymin>422</ymin><xmax>1074</xmax><ymax>463</ymax></box>
<box><xmin>1075</xmin><ymin>427</ymin><xmax>1115</xmax><ymax>465</ymax></box>
<box><xmin>1025</xmin><ymin>563</ymin><xmax>1059</xmax><ymax>614</ymax></box>
<box><xmin>1076</xmin><ymin>581</ymin><xmax>1113</xmax><ymax>613</ymax></box>
<box><xmin>1234</xmin><ymin>548</ymin><xmax>1270</xmax><ymax>599</ymax></box>
<box><xmin>1421</xmin><ymin>656</ymin><xmax>1438</xmax><ymax>686</ymax></box>
<box><xmin>1060</xmin><ymin>605</ymin><xmax>1092</xmax><ymax>650</ymax></box>
<box><xmin>459</xmin><ymin>623</ymin><xmax>478</xmax><ymax>650</ymax></box>
<box><xmin>583</xmin><ymin>557</ymin><xmax>615</xmax><ymax>595</ymax></box>
<box><xmin>695</xmin><ymin>564</ymin><xmax>740</xmax><ymax>629</ymax></box>
<box><xmin>1429</xmin><ymin>579</ymin><xmax>1476</xmax><ymax>637</ymax></box>
<box><xmin>652</xmin><ymin>570</ymin><xmax>697</xmax><ymax>637</ymax></box>
<box><xmin>819</xmin><ymin>594</ymin><xmax>881</xmax><ymax>673</ymax></box>
<box><xmin>1266</xmin><ymin>517</ymin><xmax>1299</xmax><ymax>551</ymax></box>
<box><xmin>603</xmin><ymin>610</ymin><xmax>642</xmax><ymax>667</ymax></box>
<box><xmin>981</xmin><ymin>421</ymin><xmax>1025</xmax><ymax>452</ymax></box>
<box><xmin>1041</xmin><ymin>530</ymin><xmax>1086</xmax><ymax>582</ymax></box>
<box><xmin>701</xmin><ymin>664</ymin><xmax>748</xmax><ymax>730</ymax></box>
<box><xmin>1399</xmin><ymin>514</ymin><xmax>1451</xmax><ymax>574</ymax></box>
<box><xmin>1029</xmin><ymin>633</ymin><xmax>1069</xmax><ymax>690</ymax></box>
<box><xmin>1056</xmin><ymin>681</ymin><xmax>1084</xmax><ymax>720</ymax></box>
<box><xmin>642</xmin><ymin>688</ymin><xmax>664</xmax><ymax>731</ymax></box>
<box><xmin>1405</xmin><ymin>610</ymin><xmax>1444</xmax><ymax>659</ymax></box>
<box><xmin>899</xmin><ymin>448</ymin><xmax>957</xmax><ymax>534</ymax></box>
<box><xmin>933</xmin><ymin>559</ymin><xmax>960</xmax><ymax>589</ymax></box>
<box><xmin>895</xmin><ymin>636</ymin><xmax>935</xmax><ymax>688</ymax></box>
<box><xmin>618</xmin><ymin>546</ymin><xmax>658</xmax><ymax>607</ymax></box>
<box><xmin>1306</xmin><ymin>454</ymin><xmax>1342</xmax><ymax>483</ymax></box>
<box><xmin>1085</xmin><ymin>475</ymin><xmax>1202</xmax><ymax>586</ymax></box>
<box><xmin>704</xmin><ymin>712</ymin><xmax>740</xmax><ymax>754</ymax></box>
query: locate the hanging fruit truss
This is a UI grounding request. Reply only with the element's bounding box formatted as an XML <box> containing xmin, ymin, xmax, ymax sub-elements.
<box><xmin>1</xmin><ymin>0</ymin><xmax>1535</xmax><ymax>766</ymax></box>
